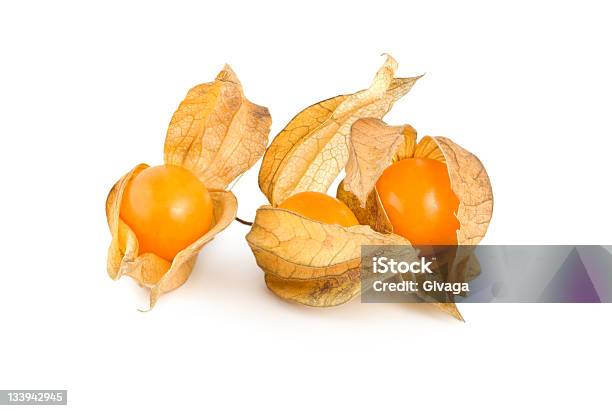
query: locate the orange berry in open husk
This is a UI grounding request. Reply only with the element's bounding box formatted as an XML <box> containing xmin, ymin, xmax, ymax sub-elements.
<box><xmin>120</xmin><ymin>165</ymin><xmax>213</xmax><ymax>261</ymax></box>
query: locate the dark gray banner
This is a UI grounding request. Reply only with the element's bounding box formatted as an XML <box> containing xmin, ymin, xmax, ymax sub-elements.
<box><xmin>360</xmin><ymin>245</ymin><xmax>612</xmax><ymax>303</ymax></box>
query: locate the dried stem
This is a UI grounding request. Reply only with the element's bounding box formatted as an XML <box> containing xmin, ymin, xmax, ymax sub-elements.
<box><xmin>235</xmin><ymin>217</ymin><xmax>253</xmax><ymax>226</ymax></box>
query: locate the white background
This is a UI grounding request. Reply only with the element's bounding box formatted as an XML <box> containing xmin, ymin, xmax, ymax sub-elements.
<box><xmin>1</xmin><ymin>0</ymin><xmax>611</xmax><ymax>409</ymax></box>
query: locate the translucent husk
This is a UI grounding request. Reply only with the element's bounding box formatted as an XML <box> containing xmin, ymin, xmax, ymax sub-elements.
<box><xmin>258</xmin><ymin>54</ymin><xmax>421</xmax><ymax>206</ymax></box>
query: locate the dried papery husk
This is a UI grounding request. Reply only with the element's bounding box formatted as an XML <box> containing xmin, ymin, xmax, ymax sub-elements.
<box><xmin>245</xmin><ymin>206</ymin><xmax>415</xmax><ymax>307</ymax></box>
<box><xmin>337</xmin><ymin>118</ymin><xmax>493</xmax><ymax>320</ymax></box>
<box><xmin>338</xmin><ymin>119</ymin><xmax>493</xmax><ymax>247</ymax></box>
<box><xmin>407</xmin><ymin>247</ymin><xmax>480</xmax><ymax>321</ymax></box>
<box><xmin>106</xmin><ymin>164</ymin><xmax>238</xmax><ymax>309</ymax></box>
<box><xmin>449</xmin><ymin>249</ymin><xmax>481</xmax><ymax>284</ymax></box>
<box><xmin>422</xmin><ymin>137</ymin><xmax>493</xmax><ymax>245</ymax></box>
<box><xmin>265</xmin><ymin>269</ymin><xmax>360</xmax><ymax>307</ymax></box>
<box><xmin>164</xmin><ymin>65</ymin><xmax>272</xmax><ymax>190</ymax></box>
<box><xmin>436</xmin><ymin>303</ymin><xmax>465</xmax><ymax>322</ymax></box>
<box><xmin>337</xmin><ymin>184</ymin><xmax>393</xmax><ymax>234</ymax></box>
<box><xmin>258</xmin><ymin>54</ymin><xmax>421</xmax><ymax>206</ymax></box>
<box><xmin>106</xmin><ymin>64</ymin><xmax>270</xmax><ymax>308</ymax></box>
<box><xmin>337</xmin><ymin>119</ymin><xmax>417</xmax><ymax>231</ymax></box>
<box><xmin>343</xmin><ymin>118</ymin><xmax>406</xmax><ymax>207</ymax></box>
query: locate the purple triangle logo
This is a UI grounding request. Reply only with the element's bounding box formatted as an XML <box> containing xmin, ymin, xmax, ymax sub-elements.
<box><xmin>539</xmin><ymin>248</ymin><xmax>601</xmax><ymax>303</ymax></box>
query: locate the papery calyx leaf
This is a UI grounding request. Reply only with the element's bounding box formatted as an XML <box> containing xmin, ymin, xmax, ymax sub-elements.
<box><xmin>344</xmin><ymin>118</ymin><xmax>408</xmax><ymax>207</ymax></box>
<box><xmin>419</xmin><ymin>137</ymin><xmax>493</xmax><ymax>245</ymax></box>
<box><xmin>337</xmin><ymin>122</ymin><xmax>417</xmax><ymax>230</ymax></box>
<box><xmin>164</xmin><ymin>65</ymin><xmax>272</xmax><ymax>190</ymax></box>
<box><xmin>246</xmin><ymin>206</ymin><xmax>411</xmax><ymax>280</ymax></box>
<box><xmin>258</xmin><ymin>55</ymin><xmax>421</xmax><ymax>206</ymax></box>
<box><xmin>245</xmin><ymin>206</ymin><xmax>414</xmax><ymax>307</ymax></box>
